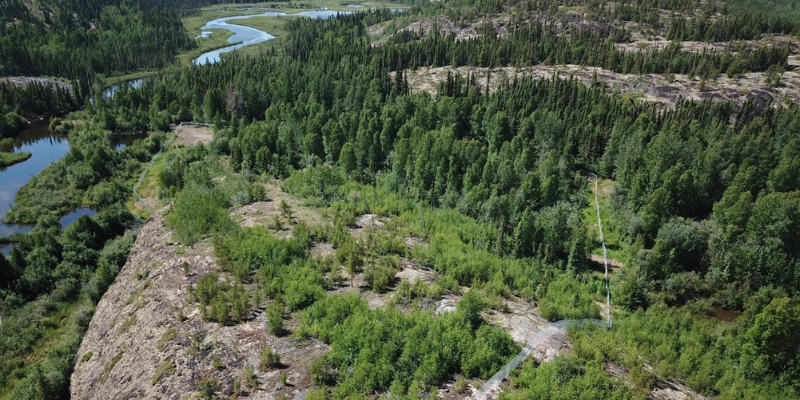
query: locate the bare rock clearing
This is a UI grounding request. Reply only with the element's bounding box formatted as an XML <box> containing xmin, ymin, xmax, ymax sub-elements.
<box><xmin>0</xmin><ymin>76</ymin><xmax>73</xmax><ymax>93</ymax></box>
<box><xmin>402</xmin><ymin>65</ymin><xmax>800</xmax><ymax>108</ymax></box>
<box><xmin>173</xmin><ymin>125</ymin><xmax>214</xmax><ymax>147</ymax></box>
<box><xmin>70</xmin><ymin>209</ymin><xmax>329</xmax><ymax>400</ymax></box>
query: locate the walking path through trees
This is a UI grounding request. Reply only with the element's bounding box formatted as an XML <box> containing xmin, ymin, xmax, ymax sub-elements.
<box><xmin>132</xmin><ymin>122</ymin><xmax>211</xmax><ymax>214</ymax></box>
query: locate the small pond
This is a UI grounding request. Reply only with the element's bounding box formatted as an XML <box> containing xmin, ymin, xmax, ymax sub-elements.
<box><xmin>1</xmin><ymin>208</ymin><xmax>98</xmax><ymax>256</ymax></box>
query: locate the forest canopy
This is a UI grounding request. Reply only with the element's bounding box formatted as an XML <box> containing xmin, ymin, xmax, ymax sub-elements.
<box><xmin>3</xmin><ymin>0</ymin><xmax>800</xmax><ymax>398</ymax></box>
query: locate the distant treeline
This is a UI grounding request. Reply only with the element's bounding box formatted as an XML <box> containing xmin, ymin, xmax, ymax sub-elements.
<box><xmin>0</xmin><ymin>0</ymin><xmax>194</xmax><ymax>83</ymax></box>
<box><xmin>725</xmin><ymin>0</ymin><xmax>800</xmax><ymax>23</ymax></box>
<box><xmin>0</xmin><ymin>81</ymin><xmax>79</xmax><ymax>137</ymax></box>
<box><xmin>279</xmin><ymin>9</ymin><xmax>790</xmax><ymax>77</ymax></box>
<box><xmin>0</xmin><ymin>0</ymin><xmax>198</xmax><ymax>135</ymax></box>
<box><xmin>371</xmin><ymin>23</ymin><xmax>788</xmax><ymax>75</ymax></box>
<box><xmin>98</xmin><ymin>11</ymin><xmax>800</xmax><ymax>301</ymax></box>
<box><xmin>147</xmin><ymin>0</ymin><xmax>290</xmax><ymax>17</ymax></box>
<box><xmin>563</xmin><ymin>0</ymin><xmax>800</xmax><ymax>39</ymax></box>
<box><xmin>667</xmin><ymin>13</ymin><xmax>800</xmax><ymax>41</ymax></box>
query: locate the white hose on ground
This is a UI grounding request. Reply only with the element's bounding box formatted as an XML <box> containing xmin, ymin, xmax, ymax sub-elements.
<box><xmin>592</xmin><ymin>176</ymin><xmax>612</xmax><ymax>327</ymax></box>
<box><xmin>471</xmin><ymin>173</ymin><xmax>613</xmax><ymax>399</ymax></box>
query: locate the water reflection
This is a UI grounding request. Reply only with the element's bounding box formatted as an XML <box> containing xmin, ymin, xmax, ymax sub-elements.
<box><xmin>0</xmin><ymin>121</ymin><xmax>70</xmax><ymax>219</ymax></box>
<box><xmin>112</xmin><ymin>133</ymin><xmax>148</xmax><ymax>150</ymax></box>
<box><xmin>101</xmin><ymin>78</ymin><xmax>144</xmax><ymax>99</ymax></box>
<box><xmin>60</xmin><ymin>207</ymin><xmax>98</xmax><ymax>229</ymax></box>
<box><xmin>0</xmin><ymin>121</ymin><xmax>125</xmax><ymax>241</ymax></box>
<box><xmin>1</xmin><ymin>208</ymin><xmax>99</xmax><ymax>255</ymax></box>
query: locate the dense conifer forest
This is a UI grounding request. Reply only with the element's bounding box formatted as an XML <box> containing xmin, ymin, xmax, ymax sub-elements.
<box><xmin>1</xmin><ymin>0</ymin><xmax>800</xmax><ymax>398</ymax></box>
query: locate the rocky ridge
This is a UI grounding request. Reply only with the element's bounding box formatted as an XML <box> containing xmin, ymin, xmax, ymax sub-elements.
<box><xmin>70</xmin><ymin>210</ymin><xmax>325</xmax><ymax>400</ymax></box>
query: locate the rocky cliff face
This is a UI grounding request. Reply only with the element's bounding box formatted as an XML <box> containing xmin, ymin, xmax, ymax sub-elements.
<box><xmin>70</xmin><ymin>210</ymin><xmax>326</xmax><ymax>400</ymax></box>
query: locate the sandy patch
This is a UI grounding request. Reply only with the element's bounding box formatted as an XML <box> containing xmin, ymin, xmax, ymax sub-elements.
<box><xmin>230</xmin><ymin>181</ymin><xmax>325</xmax><ymax>237</ymax></box>
<box><xmin>173</xmin><ymin>125</ymin><xmax>214</xmax><ymax>147</ymax></box>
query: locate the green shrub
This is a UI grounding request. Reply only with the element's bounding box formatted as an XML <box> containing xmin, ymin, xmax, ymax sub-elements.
<box><xmin>166</xmin><ymin>183</ymin><xmax>234</xmax><ymax>245</ymax></box>
<box><xmin>151</xmin><ymin>360</ymin><xmax>175</xmax><ymax>385</ymax></box>
<box><xmin>80</xmin><ymin>351</ymin><xmax>93</xmax><ymax>363</ymax></box>
<box><xmin>267</xmin><ymin>302</ymin><xmax>285</xmax><ymax>336</ymax></box>
<box><xmin>500</xmin><ymin>356</ymin><xmax>635</xmax><ymax>400</ymax></box>
<box><xmin>364</xmin><ymin>264</ymin><xmax>395</xmax><ymax>293</ymax></box>
<box><xmin>301</xmin><ymin>294</ymin><xmax>518</xmax><ymax>393</ymax></box>
<box><xmin>259</xmin><ymin>346</ymin><xmax>281</xmax><ymax>370</ymax></box>
<box><xmin>196</xmin><ymin>377</ymin><xmax>219</xmax><ymax>400</ymax></box>
<box><xmin>243</xmin><ymin>365</ymin><xmax>257</xmax><ymax>390</ymax></box>
<box><xmin>157</xmin><ymin>328</ymin><xmax>177</xmax><ymax>352</ymax></box>
<box><xmin>538</xmin><ymin>275</ymin><xmax>600</xmax><ymax>321</ymax></box>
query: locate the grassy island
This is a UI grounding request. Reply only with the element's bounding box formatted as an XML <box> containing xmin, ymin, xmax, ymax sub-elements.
<box><xmin>0</xmin><ymin>151</ymin><xmax>31</xmax><ymax>168</ymax></box>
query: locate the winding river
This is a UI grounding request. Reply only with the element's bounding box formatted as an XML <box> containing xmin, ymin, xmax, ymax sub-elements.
<box><xmin>194</xmin><ymin>9</ymin><xmax>353</xmax><ymax>65</ymax></box>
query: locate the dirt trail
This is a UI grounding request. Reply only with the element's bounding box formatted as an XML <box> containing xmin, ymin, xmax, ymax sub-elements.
<box><xmin>470</xmin><ymin>176</ymin><xmax>702</xmax><ymax>400</ymax></box>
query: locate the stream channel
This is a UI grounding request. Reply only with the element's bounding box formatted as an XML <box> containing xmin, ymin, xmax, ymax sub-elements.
<box><xmin>193</xmin><ymin>9</ymin><xmax>353</xmax><ymax>65</ymax></box>
<box><xmin>0</xmin><ymin>120</ymin><xmax>145</xmax><ymax>256</ymax></box>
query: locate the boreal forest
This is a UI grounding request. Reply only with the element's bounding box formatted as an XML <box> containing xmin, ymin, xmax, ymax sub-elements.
<box><xmin>1</xmin><ymin>0</ymin><xmax>800</xmax><ymax>399</ymax></box>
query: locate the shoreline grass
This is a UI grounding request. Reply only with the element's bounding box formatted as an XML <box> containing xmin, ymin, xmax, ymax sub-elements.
<box><xmin>100</xmin><ymin>71</ymin><xmax>160</xmax><ymax>88</ymax></box>
<box><xmin>0</xmin><ymin>151</ymin><xmax>32</xmax><ymax>168</ymax></box>
<box><xmin>177</xmin><ymin>29</ymin><xmax>240</xmax><ymax>66</ymax></box>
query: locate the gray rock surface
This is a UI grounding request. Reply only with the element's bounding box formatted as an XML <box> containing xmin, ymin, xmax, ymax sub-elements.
<box><xmin>70</xmin><ymin>211</ymin><xmax>325</xmax><ymax>400</ymax></box>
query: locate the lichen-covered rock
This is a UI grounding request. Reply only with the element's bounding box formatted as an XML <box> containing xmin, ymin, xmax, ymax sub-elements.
<box><xmin>70</xmin><ymin>211</ymin><xmax>326</xmax><ymax>400</ymax></box>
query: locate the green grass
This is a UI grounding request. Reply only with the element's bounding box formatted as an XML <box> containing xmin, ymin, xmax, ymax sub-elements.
<box><xmin>0</xmin><ymin>151</ymin><xmax>31</xmax><ymax>168</ymax></box>
<box><xmin>224</xmin><ymin>15</ymin><xmax>289</xmax><ymax>57</ymax></box>
<box><xmin>100</xmin><ymin>351</ymin><xmax>125</xmax><ymax>383</ymax></box>
<box><xmin>233</xmin><ymin>15</ymin><xmax>289</xmax><ymax>37</ymax></box>
<box><xmin>127</xmin><ymin>151</ymin><xmax>166</xmax><ymax>219</ymax></box>
<box><xmin>156</xmin><ymin>328</ymin><xmax>178</xmax><ymax>352</ymax></box>
<box><xmin>80</xmin><ymin>351</ymin><xmax>93</xmax><ymax>363</ymax></box>
<box><xmin>116</xmin><ymin>314</ymin><xmax>137</xmax><ymax>335</ymax></box>
<box><xmin>151</xmin><ymin>360</ymin><xmax>176</xmax><ymax>385</ymax></box>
